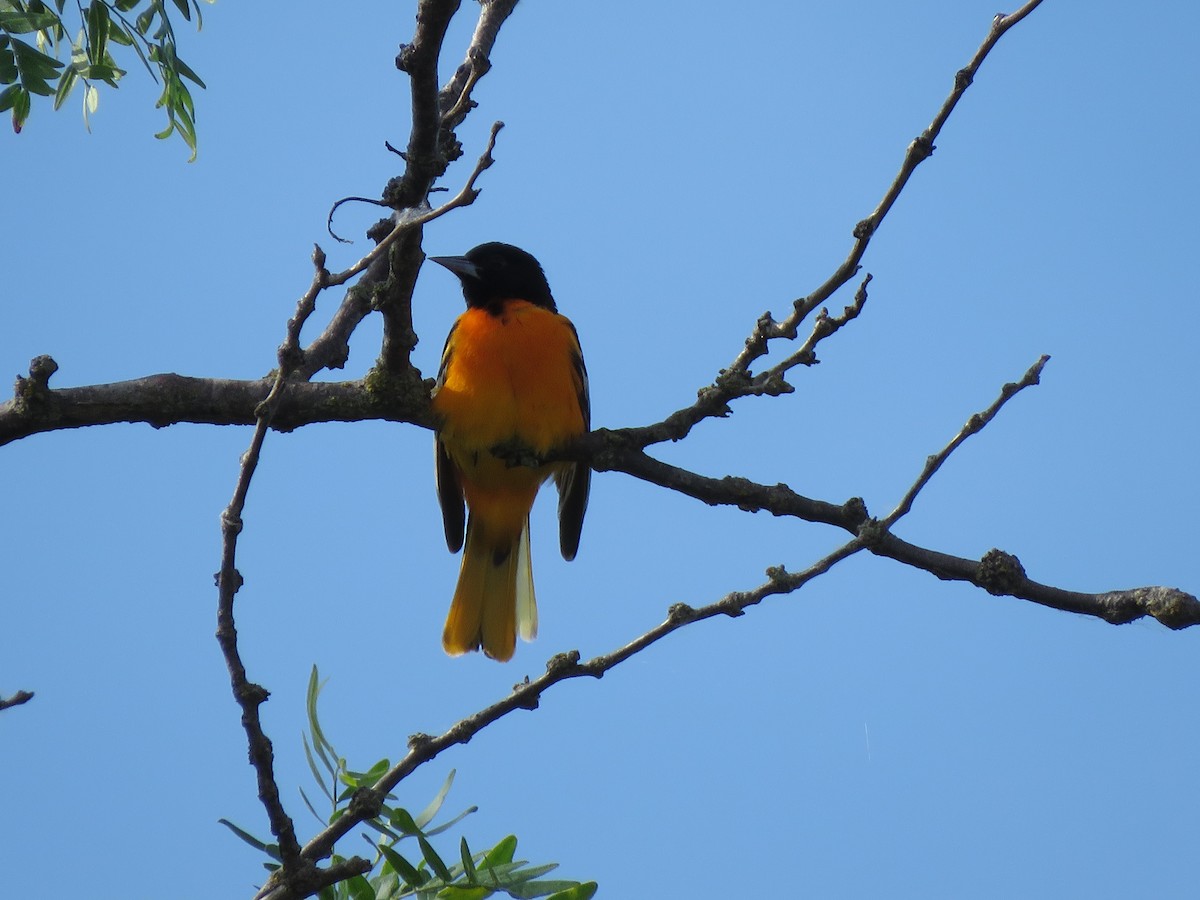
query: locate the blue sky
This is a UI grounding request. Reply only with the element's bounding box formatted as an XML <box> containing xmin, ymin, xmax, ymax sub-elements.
<box><xmin>3</xmin><ymin>2</ymin><xmax>1199</xmax><ymax>897</ymax></box>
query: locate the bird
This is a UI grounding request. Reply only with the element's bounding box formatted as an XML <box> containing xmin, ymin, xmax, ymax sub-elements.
<box><xmin>429</xmin><ymin>242</ymin><xmax>591</xmax><ymax>661</ymax></box>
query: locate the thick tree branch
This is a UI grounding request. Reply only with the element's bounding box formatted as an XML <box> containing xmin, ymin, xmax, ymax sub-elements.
<box><xmin>0</xmin><ymin>368</ymin><xmax>433</xmax><ymax>446</ymax></box>
<box><xmin>367</xmin><ymin>0</ymin><xmax>518</xmax><ymax>374</ymax></box>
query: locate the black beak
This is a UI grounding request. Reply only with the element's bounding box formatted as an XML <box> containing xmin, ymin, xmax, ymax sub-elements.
<box><xmin>429</xmin><ymin>255</ymin><xmax>479</xmax><ymax>281</ymax></box>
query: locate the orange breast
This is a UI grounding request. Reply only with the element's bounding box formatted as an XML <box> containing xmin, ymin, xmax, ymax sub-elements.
<box><xmin>433</xmin><ymin>301</ymin><xmax>587</xmax><ymax>456</ymax></box>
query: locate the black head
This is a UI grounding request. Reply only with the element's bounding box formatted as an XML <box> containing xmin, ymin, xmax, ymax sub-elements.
<box><xmin>430</xmin><ymin>242</ymin><xmax>556</xmax><ymax>313</ymax></box>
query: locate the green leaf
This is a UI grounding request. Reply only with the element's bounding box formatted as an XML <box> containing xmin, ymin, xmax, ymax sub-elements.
<box><xmin>0</xmin><ymin>82</ymin><xmax>21</xmax><ymax>112</ymax></box>
<box><xmin>459</xmin><ymin>838</ymin><xmax>476</xmax><ymax>882</ymax></box>
<box><xmin>497</xmin><ymin>863</ymin><xmax>558</xmax><ymax>886</ymax></box>
<box><xmin>423</xmin><ymin>805</ymin><xmax>478</xmax><ymax>838</ymax></box>
<box><xmin>413</xmin><ymin>770</ymin><xmax>455</xmax><ymax>830</ymax></box>
<box><xmin>390</xmin><ymin>808</ymin><xmax>421</xmax><ymax>836</ymax></box>
<box><xmin>543</xmin><ymin>884</ymin><xmax>598</xmax><ymax>900</ymax></box>
<box><xmin>12</xmin><ymin>37</ymin><xmax>62</xmax><ymax>95</ymax></box>
<box><xmin>417</xmin><ymin>834</ymin><xmax>453</xmax><ymax>883</ymax></box>
<box><xmin>482</xmin><ymin>836</ymin><xmax>517</xmax><ymax>868</ymax></box>
<box><xmin>106</xmin><ymin>24</ymin><xmax>132</xmax><ymax>46</ymax></box>
<box><xmin>85</xmin><ymin>60</ymin><xmax>118</xmax><ymax>85</ymax></box>
<box><xmin>170</xmin><ymin>0</ymin><xmax>191</xmax><ymax>21</ymax></box>
<box><xmin>298</xmin><ymin>785</ymin><xmax>326</xmax><ymax>825</ymax></box>
<box><xmin>505</xmin><ymin>880</ymin><xmax>586</xmax><ymax>900</ymax></box>
<box><xmin>346</xmin><ymin>875</ymin><xmax>375</xmax><ymax>900</ymax></box>
<box><xmin>217</xmin><ymin>818</ymin><xmax>272</xmax><ymax>853</ymax></box>
<box><xmin>375</xmin><ymin>871</ymin><xmax>400</xmax><ymax>900</ymax></box>
<box><xmin>303</xmin><ymin>733</ymin><xmax>335</xmax><ymax>803</ymax></box>
<box><xmin>363</xmin><ymin>817</ymin><xmax>403</xmax><ymax>843</ymax></box>
<box><xmin>378</xmin><ymin>844</ymin><xmax>425</xmax><ymax>888</ymax></box>
<box><xmin>86</xmin><ymin>0</ymin><xmax>108</xmax><ymax>65</ymax></box>
<box><xmin>0</xmin><ymin>9</ymin><xmax>61</xmax><ymax>33</ymax></box>
<box><xmin>81</xmin><ymin>80</ymin><xmax>96</xmax><ymax>130</ymax></box>
<box><xmin>0</xmin><ymin>42</ymin><xmax>17</xmax><ymax>85</ymax></box>
<box><xmin>171</xmin><ymin>50</ymin><xmax>204</xmax><ymax>87</ymax></box>
<box><xmin>353</xmin><ymin>757</ymin><xmax>391</xmax><ymax>788</ymax></box>
<box><xmin>306</xmin><ymin>666</ymin><xmax>339</xmax><ymax>775</ymax></box>
<box><xmin>50</xmin><ymin>64</ymin><xmax>73</xmax><ymax>108</ymax></box>
<box><xmin>438</xmin><ymin>888</ymin><xmax>491</xmax><ymax>900</ymax></box>
<box><xmin>134</xmin><ymin>6</ymin><xmax>156</xmax><ymax>35</ymax></box>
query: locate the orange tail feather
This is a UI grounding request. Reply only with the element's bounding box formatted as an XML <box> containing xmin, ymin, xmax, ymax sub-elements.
<box><xmin>443</xmin><ymin>515</ymin><xmax>537</xmax><ymax>662</ymax></box>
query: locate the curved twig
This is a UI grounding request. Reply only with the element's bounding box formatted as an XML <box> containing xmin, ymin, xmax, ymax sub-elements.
<box><xmin>326</xmin><ymin>195</ymin><xmax>389</xmax><ymax>245</ymax></box>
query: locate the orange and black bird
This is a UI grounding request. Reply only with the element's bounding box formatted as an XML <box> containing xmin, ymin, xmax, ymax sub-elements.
<box><xmin>429</xmin><ymin>242</ymin><xmax>591</xmax><ymax>662</ymax></box>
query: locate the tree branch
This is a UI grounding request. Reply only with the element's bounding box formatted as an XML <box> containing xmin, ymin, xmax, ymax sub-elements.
<box><xmin>289</xmin><ymin>534</ymin><xmax>868</xmax><ymax>872</ymax></box>
<box><xmin>0</xmin><ymin>368</ymin><xmax>433</xmax><ymax>447</ymax></box>
<box><xmin>621</xmin><ymin>0</ymin><xmax>1049</xmax><ymax>451</ymax></box>
<box><xmin>0</xmin><ymin>690</ymin><xmax>34</xmax><ymax>711</ymax></box>
<box><xmin>880</xmin><ymin>355</ymin><xmax>1050</xmax><ymax>529</ymax></box>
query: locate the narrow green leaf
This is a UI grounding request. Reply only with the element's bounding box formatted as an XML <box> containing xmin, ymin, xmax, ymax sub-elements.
<box><xmin>86</xmin><ymin>0</ymin><xmax>108</xmax><ymax>64</ymax></box>
<box><xmin>363</xmin><ymin>817</ymin><xmax>402</xmax><ymax>842</ymax></box>
<box><xmin>216</xmin><ymin>818</ymin><xmax>271</xmax><ymax>852</ymax></box>
<box><xmin>497</xmin><ymin>863</ymin><xmax>558</xmax><ymax>886</ymax></box>
<box><xmin>81</xmin><ymin>81</ymin><xmax>96</xmax><ymax>130</ymax></box>
<box><xmin>298</xmin><ymin>785</ymin><xmax>326</xmax><ymax>826</ymax></box>
<box><xmin>106</xmin><ymin>24</ymin><xmax>132</xmax><ymax>46</ymax></box>
<box><xmin>173</xmin><ymin>53</ymin><xmax>204</xmax><ymax>87</ymax></box>
<box><xmin>413</xmin><ymin>770</ymin><xmax>455</xmax><ymax>830</ymax></box>
<box><xmin>0</xmin><ymin>83</ymin><xmax>21</xmax><ymax>112</ymax></box>
<box><xmin>378</xmin><ymin>844</ymin><xmax>425</xmax><ymax>887</ymax></box>
<box><xmin>439</xmin><ymin>888</ymin><xmax>491</xmax><ymax>900</ymax></box>
<box><xmin>543</xmin><ymin>884</ymin><xmax>598</xmax><ymax>900</ymax></box>
<box><xmin>118</xmin><ymin>23</ymin><xmax>154</xmax><ymax>75</ymax></box>
<box><xmin>12</xmin><ymin>37</ymin><xmax>62</xmax><ymax>84</ymax></box>
<box><xmin>390</xmin><ymin>807</ymin><xmax>420</xmax><ymax>836</ymax></box>
<box><xmin>85</xmin><ymin>61</ymin><xmax>116</xmax><ymax>83</ymax></box>
<box><xmin>375</xmin><ymin>871</ymin><xmax>399</xmax><ymax>900</ymax></box>
<box><xmin>417</xmin><ymin>834</ymin><xmax>452</xmax><ymax>883</ymax></box>
<box><xmin>423</xmin><ymin>805</ymin><xmax>478</xmax><ymax>838</ymax></box>
<box><xmin>302</xmin><ymin>733</ymin><xmax>335</xmax><ymax>803</ymax></box>
<box><xmin>0</xmin><ymin>43</ymin><xmax>17</xmax><ymax>85</ymax></box>
<box><xmin>0</xmin><ymin>10</ymin><xmax>61</xmax><ymax>33</ymax></box>
<box><xmin>134</xmin><ymin>6</ymin><xmax>154</xmax><ymax>35</ymax></box>
<box><xmin>169</xmin><ymin>0</ymin><xmax>191</xmax><ymax>21</ymax></box>
<box><xmin>459</xmin><ymin>838</ymin><xmax>476</xmax><ymax>882</ymax></box>
<box><xmin>505</xmin><ymin>879</ymin><xmax>589</xmax><ymax>900</ymax></box>
<box><xmin>306</xmin><ymin>666</ymin><xmax>338</xmax><ymax>774</ymax></box>
<box><xmin>51</xmin><ymin>65</ymin><xmax>74</xmax><ymax>109</ymax></box>
<box><xmin>346</xmin><ymin>875</ymin><xmax>374</xmax><ymax>900</ymax></box>
<box><xmin>483</xmin><ymin>836</ymin><xmax>517</xmax><ymax>868</ymax></box>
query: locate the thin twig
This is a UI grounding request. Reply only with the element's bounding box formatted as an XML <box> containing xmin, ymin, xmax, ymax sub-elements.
<box><xmin>616</xmin><ymin>0</ymin><xmax>1049</xmax><ymax>452</ymax></box>
<box><xmin>326</xmin><ymin>196</ymin><xmax>389</xmax><ymax>244</ymax></box>
<box><xmin>0</xmin><ymin>690</ymin><xmax>34</xmax><ymax>711</ymax></box>
<box><xmin>290</xmin><ymin>536</ymin><xmax>868</xmax><ymax>870</ymax></box>
<box><xmin>213</xmin><ymin>242</ymin><xmax>348</xmax><ymax>886</ymax></box>
<box><xmin>881</xmin><ymin>354</ymin><xmax>1050</xmax><ymax>529</ymax></box>
<box><xmin>325</xmin><ymin>121</ymin><xmax>504</xmax><ymax>289</ymax></box>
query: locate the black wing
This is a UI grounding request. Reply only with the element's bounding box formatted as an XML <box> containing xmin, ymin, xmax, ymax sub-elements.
<box><xmin>434</xmin><ymin>324</ymin><xmax>466</xmax><ymax>553</ymax></box>
<box><xmin>556</xmin><ymin>324</ymin><xmax>591</xmax><ymax>561</ymax></box>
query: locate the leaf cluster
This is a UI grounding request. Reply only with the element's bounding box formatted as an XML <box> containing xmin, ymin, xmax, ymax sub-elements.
<box><xmin>220</xmin><ymin>668</ymin><xmax>597</xmax><ymax>900</ymax></box>
<box><xmin>0</xmin><ymin>0</ymin><xmax>208</xmax><ymax>157</ymax></box>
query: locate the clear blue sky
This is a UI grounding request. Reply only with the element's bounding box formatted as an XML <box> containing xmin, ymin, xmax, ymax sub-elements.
<box><xmin>4</xmin><ymin>2</ymin><xmax>1198</xmax><ymax>897</ymax></box>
